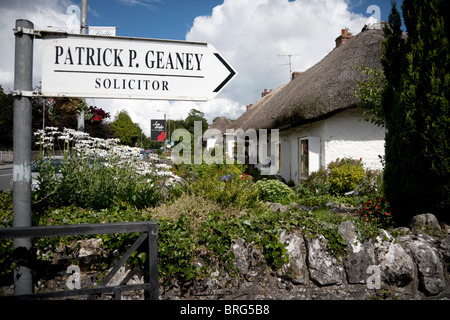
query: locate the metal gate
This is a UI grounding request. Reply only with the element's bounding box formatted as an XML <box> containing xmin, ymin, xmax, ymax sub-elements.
<box><xmin>0</xmin><ymin>221</ymin><xmax>158</xmax><ymax>300</ymax></box>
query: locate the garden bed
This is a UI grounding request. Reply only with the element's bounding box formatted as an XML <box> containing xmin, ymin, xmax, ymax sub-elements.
<box><xmin>0</xmin><ymin>128</ymin><xmax>402</xmax><ymax>299</ymax></box>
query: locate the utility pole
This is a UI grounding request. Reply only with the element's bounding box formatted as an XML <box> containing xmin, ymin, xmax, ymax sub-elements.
<box><xmin>13</xmin><ymin>19</ymin><xmax>34</xmax><ymax>296</ymax></box>
<box><xmin>156</xmin><ymin>110</ymin><xmax>167</xmax><ymax>153</ymax></box>
<box><xmin>77</xmin><ymin>0</ymin><xmax>88</xmax><ymax>132</ymax></box>
<box><xmin>163</xmin><ymin>112</ymin><xmax>166</xmax><ymax>152</ymax></box>
<box><xmin>278</xmin><ymin>53</ymin><xmax>301</xmax><ymax>80</ymax></box>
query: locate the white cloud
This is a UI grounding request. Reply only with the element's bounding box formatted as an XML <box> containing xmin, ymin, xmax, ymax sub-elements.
<box><xmin>186</xmin><ymin>0</ymin><xmax>369</xmax><ymax>109</ymax></box>
<box><xmin>114</xmin><ymin>0</ymin><xmax>162</xmax><ymax>10</ymax></box>
<box><xmin>0</xmin><ymin>0</ymin><xmax>77</xmax><ymax>90</ymax></box>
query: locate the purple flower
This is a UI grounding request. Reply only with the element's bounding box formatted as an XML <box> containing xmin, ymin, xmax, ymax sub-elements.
<box><xmin>221</xmin><ymin>174</ymin><xmax>232</xmax><ymax>182</ymax></box>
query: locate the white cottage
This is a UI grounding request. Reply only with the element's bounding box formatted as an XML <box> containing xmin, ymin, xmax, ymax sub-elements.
<box><xmin>229</xmin><ymin>26</ymin><xmax>386</xmax><ymax>184</ymax></box>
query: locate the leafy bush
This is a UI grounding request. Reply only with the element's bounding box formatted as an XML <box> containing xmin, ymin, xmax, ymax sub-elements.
<box><xmin>294</xmin><ymin>158</ymin><xmax>385</xmax><ymax>207</ymax></box>
<box><xmin>32</xmin><ymin>154</ymin><xmax>165</xmax><ymax>212</ymax></box>
<box><xmin>300</xmin><ymin>158</ymin><xmax>367</xmax><ymax>197</ymax></box>
<box><xmin>302</xmin><ymin>168</ymin><xmax>330</xmax><ymax>195</ymax></box>
<box><xmin>189</xmin><ymin>163</ymin><xmax>258</xmax><ymax>209</ymax></box>
<box><xmin>0</xmin><ymin>190</ymin><xmax>13</xmax><ymax>228</ymax></box>
<box><xmin>158</xmin><ymin>214</ymin><xmax>202</xmax><ymax>284</ymax></box>
<box><xmin>355</xmin><ymin>168</ymin><xmax>384</xmax><ymax>199</ymax></box>
<box><xmin>253</xmin><ymin>178</ymin><xmax>298</xmax><ymax>205</ymax></box>
<box><xmin>327</xmin><ymin>160</ymin><xmax>366</xmax><ymax>196</ymax></box>
<box><xmin>356</xmin><ymin>198</ymin><xmax>393</xmax><ymax>229</ymax></box>
<box><xmin>0</xmin><ymin>190</ymin><xmax>13</xmax><ymax>275</ymax></box>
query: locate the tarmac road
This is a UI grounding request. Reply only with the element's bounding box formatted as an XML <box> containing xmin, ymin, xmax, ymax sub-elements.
<box><xmin>0</xmin><ymin>165</ymin><xmax>13</xmax><ymax>191</ymax></box>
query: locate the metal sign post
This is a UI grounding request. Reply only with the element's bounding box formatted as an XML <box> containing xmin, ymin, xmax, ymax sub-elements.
<box><xmin>77</xmin><ymin>0</ymin><xmax>88</xmax><ymax>132</ymax></box>
<box><xmin>12</xmin><ymin>19</ymin><xmax>34</xmax><ymax>296</ymax></box>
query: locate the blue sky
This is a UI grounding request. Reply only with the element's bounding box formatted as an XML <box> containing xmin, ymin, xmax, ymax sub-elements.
<box><xmin>0</xmin><ymin>0</ymin><xmax>403</xmax><ymax>133</ymax></box>
<box><xmin>88</xmin><ymin>0</ymin><xmax>225</xmax><ymax>40</ymax></box>
<box><xmin>87</xmin><ymin>0</ymin><xmax>402</xmax><ymax>40</ymax></box>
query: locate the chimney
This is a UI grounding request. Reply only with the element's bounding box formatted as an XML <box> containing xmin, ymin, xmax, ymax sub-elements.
<box><xmin>335</xmin><ymin>28</ymin><xmax>352</xmax><ymax>48</ymax></box>
<box><xmin>292</xmin><ymin>71</ymin><xmax>303</xmax><ymax>80</ymax></box>
<box><xmin>261</xmin><ymin>89</ymin><xmax>273</xmax><ymax>98</ymax></box>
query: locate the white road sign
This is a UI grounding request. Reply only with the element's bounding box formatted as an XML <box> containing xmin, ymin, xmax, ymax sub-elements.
<box><xmin>41</xmin><ymin>32</ymin><xmax>237</xmax><ymax>101</ymax></box>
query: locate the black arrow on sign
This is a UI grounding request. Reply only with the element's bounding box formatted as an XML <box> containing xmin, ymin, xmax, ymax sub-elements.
<box><xmin>213</xmin><ymin>53</ymin><xmax>236</xmax><ymax>93</ymax></box>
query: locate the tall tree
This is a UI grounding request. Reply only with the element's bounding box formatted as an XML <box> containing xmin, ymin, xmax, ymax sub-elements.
<box><xmin>183</xmin><ymin>109</ymin><xmax>208</xmax><ymax>135</ymax></box>
<box><xmin>110</xmin><ymin>109</ymin><xmax>141</xmax><ymax>147</ymax></box>
<box><xmin>382</xmin><ymin>0</ymin><xmax>450</xmax><ymax>225</ymax></box>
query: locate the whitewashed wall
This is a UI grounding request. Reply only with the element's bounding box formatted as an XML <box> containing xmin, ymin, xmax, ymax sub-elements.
<box><xmin>278</xmin><ymin>108</ymin><xmax>385</xmax><ymax>184</ymax></box>
<box><xmin>322</xmin><ymin>109</ymin><xmax>385</xmax><ymax>170</ymax></box>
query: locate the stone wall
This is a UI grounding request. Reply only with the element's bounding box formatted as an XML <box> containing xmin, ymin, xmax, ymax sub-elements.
<box><xmin>162</xmin><ymin>213</ymin><xmax>450</xmax><ymax>300</ymax></box>
<box><xmin>1</xmin><ymin>213</ymin><xmax>449</xmax><ymax>300</ymax></box>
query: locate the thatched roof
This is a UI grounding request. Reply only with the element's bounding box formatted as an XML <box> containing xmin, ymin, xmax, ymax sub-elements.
<box><xmin>231</xmin><ymin>28</ymin><xmax>385</xmax><ymax>131</ymax></box>
<box><xmin>229</xmin><ymin>84</ymin><xmax>287</xmax><ymax>131</ymax></box>
<box><xmin>208</xmin><ymin>116</ymin><xmax>233</xmax><ymax>133</ymax></box>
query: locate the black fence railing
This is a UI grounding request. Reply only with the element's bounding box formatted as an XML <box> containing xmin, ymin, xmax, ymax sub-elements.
<box><xmin>0</xmin><ymin>221</ymin><xmax>158</xmax><ymax>300</ymax></box>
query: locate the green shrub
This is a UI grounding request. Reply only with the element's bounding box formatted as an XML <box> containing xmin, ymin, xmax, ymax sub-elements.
<box><xmin>301</xmin><ymin>158</ymin><xmax>366</xmax><ymax>197</ymax></box>
<box><xmin>0</xmin><ymin>190</ymin><xmax>13</xmax><ymax>275</ymax></box>
<box><xmin>356</xmin><ymin>168</ymin><xmax>384</xmax><ymax>199</ymax></box>
<box><xmin>295</xmin><ymin>182</ymin><xmax>315</xmax><ymax>198</ymax></box>
<box><xmin>189</xmin><ymin>163</ymin><xmax>258</xmax><ymax>209</ymax></box>
<box><xmin>0</xmin><ymin>190</ymin><xmax>13</xmax><ymax>228</ymax></box>
<box><xmin>327</xmin><ymin>159</ymin><xmax>366</xmax><ymax>196</ymax></box>
<box><xmin>327</xmin><ymin>158</ymin><xmax>363</xmax><ymax>170</ymax></box>
<box><xmin>32</xmin><ymin>154</ymin><xmax>165</xmax><ymax>212</ymax></box>
<box><xmin>303</xmin><ymin>168</ymin><xmax>330</xmax><ymax>195</ymax></box>
<box><xmin>297</xmin><ymin>158</ymin><xmax>372</xmax><ymax>204</ymax></box>
<box><xmin>254</xmin><ymin>178</ymin><xmax>297</xmax><ymax>205</ymax></box>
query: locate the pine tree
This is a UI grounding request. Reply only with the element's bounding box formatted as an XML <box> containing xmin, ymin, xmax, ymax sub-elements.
<box><xmin>382</xmin><ymin>0</ymin><xmax>450</xmax><ymax>225</ymax></box>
